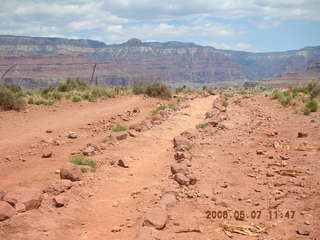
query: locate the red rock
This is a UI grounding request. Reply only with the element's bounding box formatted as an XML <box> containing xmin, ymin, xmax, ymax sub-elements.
<box><xmin>174</xmin><ymin>151</ymin><xmax>192</xmax><ymax>162</ymax></box>
<box><xmin>170</xmin><ymin>163</ymin><xmax>188</xmax><ymax>175</ymax></box>
<box><xmin>111</xmin><ymin>132</ymin><xmax>128</xmax><ymax>141</ymax></box>
<box><xmin>143</xmin><ymin>206</ymin><xmax>168</xmax><ymax>230</ymax></box>
<box><xmin>135</xmin><ymin>226</ymin><xmax>159</xmax><ymax>240</ymax></box>
<box><xmin>3</xmin><ymin>187</ymin><xmax>43</xmax><ymax>211</ymax></box>
<box><xmin>0</xmin><ymin>201</ymin><xmax>16</xmax><ymax>221</ymax></box>
<box><xmin>53</xmin><ymin>195</ymin><xmax>69</xmax><ymax>208</ymax></box>
<box><xmin>174</xmin><ymin>173</ymin><xmax>190</xmax><ymax>186</ymax></box>
<box><xmin>173</xmin><ymin>136</ymin><xmax>192</xmax><ymax>149</ymax></box>
<box><xmin>130</xmin><ymin>123</ymin><xmax>142</xmax><ymax>132</ymax></box>
<box><xmin>60</xmin><ymin>165</ymin><xmax>82</xmax><ymax>182</ymax></box>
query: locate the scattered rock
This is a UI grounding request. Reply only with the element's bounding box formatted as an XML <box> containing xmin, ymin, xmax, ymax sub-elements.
<box><xmin>118</xmin><ymin>159</ymin><xmax>129</xmax><ymax>168</ymax></box>
<box><xmin>112</xmin><ymin>132</ymin><xmax>128</xmax><ymax>141</ymax></box>
<box><xmin>298</xmin><ymin>132</ymin><xmax>308</xmax><ymax>138</ymax></box>
<box><xmin>180</xmin><ymin>129</ymin><xmax>196</xmax><ymax>140</ymax></box>
<box><xmin>42</xmin><ymin>152</ymin><xmax>52</xmax><ymax>158</ymax></box>
<box><xmin>130</xmin><ymin>123</ymin><xmax>142</xmax><ymax>132</ymax></box>
<box><xmin>46</xmin><ymin>129</ymin><xmax>53</xmax><ymax>133</ymax></box>
<box><xmin>256</xmin><ymin>149</ymin><xmax>265</xmax><ymax>155</ymax></box>
<box><xmin>44</xmin><ymin>180</ymin><xmax>73</xmax><ymax>195</ymax></box>
<box><xmin>53</xmin><ymin>195</ymin><xmax>69</xmax><ymax>208</ymax></box>
<box><xmin>60</xmin><ymin>165</ymin><xmax>82</xmax><ymax>182</ymax></box>
<box><xmin>173</xmin><ymin>136</ymin><xmax>192</xmax><ymax>149</ymax></box>
<box><xmin>82</xmin><ymin>145</ymin><xmax>96</xmax><ymax>156</ymax></box>
<box><xmin>174</xmin><ymin>151</ymin><xmax>192</xmax><ymax>162</ymax></box>
<box><xmin>296</xmin><ymin>226</ymin><xmax>310</xmax><ymax>236</ymax></box>
<box><xmin>170</xmin><ymin>163</ymin><xmax>188</xmax><ymax>175</ymax></box>
<box><xmin>15</xmin><ymin>202</ymin><xmax>26</xmax><ymax>213</ymax></box>
<box><xmin>111</xmin><ymin>226</ymin><xmax>122</xmax><ymax>232</ymax></box>
<box><xmin>68</xmin><ymin>131</ymin><xmax>78</xmax><ymax>139</ymax></box>
<box><xmin>174</xmin><ymin>173</ymin><xmax>190</xmax><ymax>186</ymax></box>
<box><xmin>128</xmin><ymin>130</ymin><xmax>139</xmax><ymax>137</ymax></box>
<box><xmin>135</xmin><ymin>226</ymin><xmax>159</xmax><ymax>240</ymax></box>
<box><xmin>0</xmin><ymin>201</ymin><xmax>16</xmax><ymax>221</ymax></box>
<box><xmin>143</xmin><ymin>206</ymin><xmax>168</xmax><ymax>230</ymax></box>
<box><xmin>3</xmin><ymin>187</ymin><xmax>43</xmax><ymax>211</ymax></box>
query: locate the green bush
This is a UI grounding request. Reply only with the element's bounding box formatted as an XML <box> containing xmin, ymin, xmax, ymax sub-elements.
<box><xmin>112</xmin><ymin>124</ymin><xmax>128</xmax><ymax>132</ymax></box>
<box><xmin>306</xmin><ymin>100</ymin><xmax>318</xmax><ymax>112</ymax></box>
<box><xmin>71</xmin><ymin>96</ymin><xmax>81</xmax><ymax>102</ymax></box>
<box><xmin>0</xmin><ymin>84</ymin><xmax>26</xmax><ymax>111</ymax></box>
<box><xmin>70</xmin><ymin>155</ymin><xmax>97</xmax><ymax>170</ymax></box>
<box><xmin>151</xmin><ymin>105</ymin><xmax>167</xmax><ymax>115</ymax></box>
<box><xmin>196</xmin><ymin>123</ymin><xmax>208</xmax><ymax>129</ymax></box>
<box><xmin>146</xmin><ymin>82</ymin><xmax>172</xmax><ymax>99</ymax></box>
<box><xmin>133</xmin><ymin>82</ymin><xmax>172</xmax><ymax>99</ymax></box>
<box><xmin>303</xmin><ymin>108</ymin><xmax>311</xmax><ymax>115</ymax></box>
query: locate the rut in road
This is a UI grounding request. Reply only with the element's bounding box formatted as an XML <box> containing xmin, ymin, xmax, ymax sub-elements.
<box><xmin>71</xmin><ymin>96</ymin><xmax>215</xmax><ymax>240</ymax></box>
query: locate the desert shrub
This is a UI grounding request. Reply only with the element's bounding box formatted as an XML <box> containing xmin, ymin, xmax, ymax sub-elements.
<box><xmin>58</xmin><ymin>79</ymin><xmax>89</xmax><ymax>92</ymax></box>
<box><xmin>222</xmin><ymin>99</ymin><xmax>228</xmax><ymax>107</ymax></box>
<box><xmin>4</xmin><ymin>83</ymin><xmax>22</xmax><ymax>93</ymax></box>
<box><xmin>303</xmin><ymin>108</ymin><xmax>311</xmax><ymax>115</ymax></box>
<box><xmin>306</xmin><ymin>99</ymin><xmax>318</xmax><ymax>112</ymax></box>
<box><xmin>0</xmin><ymin>84</ymin><xmax>26</xmax><ymax>111</ymax></box>
<box><xmin>133</xmin><ymin>82</ymin><xmax>149</xmax><ymax>95</ymax></box>
<box><xmin>112</xmin><ymin>124</ymin><xmax>128</xmax><ymax>132</ymax></box>
<box><xmin>70</xmin><ymin>155</ymin><xmax>97</xmax><ymax>170</ymax></box>
<box><xmin>196</xmin><ymin>123</ymin><xmax>208</xmax><ymax>129</ymax></box>
<box><xmin>151</xmin><ymin>104</ymin><xmax>167</xmax><ymax>115</ymax></box>
<box><xmin>145</xmin><ymin>82</ymin><xmax>172</xmax><ymax>98</ymax></box>
<box><xmin>71</xmin><ymin>96</ymin><xmax>81</xmax><ymax>102</ymax></box>
<box><xmin>133</xmin><ymin>82</ymin><xmax>172</xmax><ymax>98</ymax></box>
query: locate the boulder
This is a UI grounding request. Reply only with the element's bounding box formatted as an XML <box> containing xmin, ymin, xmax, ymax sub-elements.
<box><xmin>3</xmin><ymin>187</ymin><xmax>43</xmax><ymax>211</ymax></box>
<box><xmin>174</xmin><ymin>151</ymin><xmax>192</xmax><ymax>162</ymax></box>
<box><xmin>0</xmin><ymin>201</ymin><xmax>16</xmax><ymax>221</ymax></box>
<box><xmin>135</xmin><ymin>226</ymin><xmax>159</xmax><ymax>240</ymax></box>
<box><xmin>111</xmin><ymin>132</ymin><xmax>128</xmax><ymax>141</ymax></box>
<box><xmin>143</xmin><ymin>206</ymin><xmax>168</xmax><ymax>230</ymax></box>
<box><xmin>68</xmin><ymin>131</ymin><xmax>78</xmax><ymax>139</ymax></box>
<box><xmin>174</xmin><ymin>173</ymin><xmax>190</xmax><ymax>186</ymax></box>
<box><xmin>130</xmin><ymin>123</ymin><xmax>142</xmax><ymax>132</ymax></box>
<box><xmin>170</xmin><ymin>163</ymin><xmax>188</xmax><ymax>175</ymax></box>
<box><xmin>53</xmin><ymin>195</ymin><xmax>69</xmax><ymax>208</ymax></box>
<box><xmin>60</xmin><ymin>165</ymin><xmax>82</xmax><ymax>182</ymax></box>
<box><xmin>173</xmin><ymin>136</ymin><xmax>192</xmax><ymax>149</ymax></box>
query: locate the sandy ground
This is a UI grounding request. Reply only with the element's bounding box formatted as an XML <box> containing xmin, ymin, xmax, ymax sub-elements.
<box><xmin>0</xmin><ymin>93</ymin><xmax>319</xmax><ymax>240</ymax></box>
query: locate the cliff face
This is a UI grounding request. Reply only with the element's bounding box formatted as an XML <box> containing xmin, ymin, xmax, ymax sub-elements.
<box><xmin>0</xmin><ymin>35</ymin><xmax>319</xmax><ymax>88</ymax></box>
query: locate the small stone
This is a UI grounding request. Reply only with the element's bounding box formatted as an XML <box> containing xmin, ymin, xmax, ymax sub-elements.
<box><xmin>112</xmin><ymin>132</ymin><xmax>128</xmax><ymax>141</ymax></box>
<box><xmin>143</xmin><ymin>206</ymin><xmax>168</xmax><ymax>230</ymax></box>
<box><xmin>296</xmin><ymin>226</ymin><xmax>310</xmax><ymax>236</ymax></box>
<box><xmin>297</xmin><ymin>132</ymin><xmax>308</xmax><ymax>138</ymax></box>
<box><xmin>3</xmin><ymin>187</ymin><xmax>43</xmax><ymax>211</ymax></box>
<box><xmin>15</xmin><ymin>202</ymin><xmax>26</xmax><ymax>213</ymax></box>
<box><xmin>174</xmin><ymin>173</ymin><xmax>190</xmax><ymax>186</ymax></box>
<box><xmin>118</xmin><ymin>159</ymin><xmax>129</xmax><ymax>168</ymax></box>
<box><xmin>111</xmin><ymin>226</ymin><xmax>122</xmax><ymax>232</ymax></box>
<box><xmin>68</xmin><ymin>132</ymin><xmax>78</xmax><ymax>139</ymax></box>
<box><xmin>42</xmin><ymin>152</ymin><xmax>52</xmax><ymax>158</ymax></box>
<box><xmin>60</xmin><ymin>165</ymin><xmax>82</xmax><ymax>182</ymax></box>
<box><xmin>256</xmin><ymin>150</ymin><xmax>265</xmax><ymax>155</ymax></box>
<box><xmin>0</xmin><ymin>201</ymin><xmax>16</xmax><ymax>221</ymax></box>
<box><xmin>46</xmin><ymin>129</ymin><xmax>53</xmax><ymax>133</ymax></box>
<box><xmin>53</xmin><ymin>195</ymin><xmax>69</xmax><ymax>208</ymax></box>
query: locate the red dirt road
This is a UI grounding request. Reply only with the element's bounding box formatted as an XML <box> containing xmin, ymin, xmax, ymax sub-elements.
<box><xmin>0</xmin><ymin>94</ymin><xmax>319</xmax><ymax>240</ymax></box>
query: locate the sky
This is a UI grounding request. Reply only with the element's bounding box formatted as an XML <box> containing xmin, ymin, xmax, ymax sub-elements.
<box><xmin>0</xmin><ymin>0</ymin><xmax>320</xmax><ymax>52</ymax></box>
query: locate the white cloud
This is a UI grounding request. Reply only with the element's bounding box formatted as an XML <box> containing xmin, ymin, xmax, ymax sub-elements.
<box><xmin>199</xmin><ymin>41</ymin><xmax>252</xmax><ymax>51</ymax></box>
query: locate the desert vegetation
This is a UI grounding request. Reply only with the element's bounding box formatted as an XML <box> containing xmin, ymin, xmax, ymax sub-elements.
<box><xmin>271</xmin><ymin>79</ymin><xmax>320</xmax><ymax>115</ymax></box>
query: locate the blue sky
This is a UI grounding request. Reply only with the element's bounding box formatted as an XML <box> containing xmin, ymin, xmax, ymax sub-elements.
<box><xmin>0</xmin><ymin>0</ymin><xmax>319</xmax><ymax>52</ymax></box>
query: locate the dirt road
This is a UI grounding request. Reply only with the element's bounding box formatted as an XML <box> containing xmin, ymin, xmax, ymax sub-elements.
<box><xmin>0</xmin><ymin>94</ymin><xmax>319</xmax><ymax>240</ymax></box>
